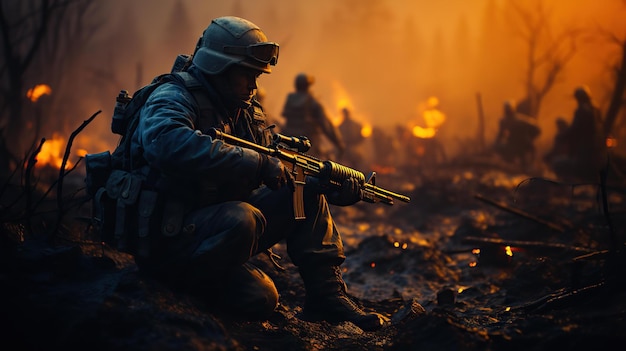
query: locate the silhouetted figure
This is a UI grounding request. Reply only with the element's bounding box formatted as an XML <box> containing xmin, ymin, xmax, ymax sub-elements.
<box><xmin>543</xmin><ymin>117</ymin><xmax>570</xmax><ymax>172</ymax></box>
<box><xmin>370</xmin><ymin>125</ymin><xmax>398</xmax><ymax>173</ymax></box>
<box><xmin>338</xmin><ymin>107</ymin><xmax>366</xmax><ymax>169</ymax></box>
<box><xmin>392</xmin><ymin>123</ymin><xmax>413</xmax><ymax>175</ymax></box>
<box><xmin>550</xmin><ymin>86</ymin><xmax>607</xmax><ymax>181</ymax></box>
<box><xmin>493</xmin><ymin>100</ymin><xmax>541</xmax><ymax>170</ymax></box>
<box><xmin>281</xmin><ymin>73</ymin><xmax>345</xmax><ymax>158</ymax></box>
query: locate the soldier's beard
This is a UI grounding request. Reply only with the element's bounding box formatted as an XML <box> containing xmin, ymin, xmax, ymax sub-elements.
<box><xmin>211</xmin><ymin>74</ymin><xmax>252</xmax><ymax>110</ymax></box>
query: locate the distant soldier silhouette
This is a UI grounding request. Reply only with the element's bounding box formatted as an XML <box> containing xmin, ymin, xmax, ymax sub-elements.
<box><xmin>493</xmin><ymin>100</ymin><xmax>541</xmax><ymax>170</ymax></box>
<box><xmin>543</xmin><ymin>117</ymin><xmax>570</xmax><ymax>172</ymax></box>
<box><xmin>551</xmin><ymin>86</ymin><xmax>607</xmax><ymax>181</ymax></box>
<box><xmin>281</xmin><ymin>73</ymin><xmax>345</xmax><ymax>158</ymax></box>
<box><xmin>338</xmin><ymin>107</ymin><xmax>366</xmax><ymax>169</ymax></box>
<box><xmin>370</xmin><ymin>125</ymin><xmax>401</xmax><ymax>173</ymax></box>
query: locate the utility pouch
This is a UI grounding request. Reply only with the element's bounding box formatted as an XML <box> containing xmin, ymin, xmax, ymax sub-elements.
<box><xmin>86</xmin><ymin>151</ymin><xmax>115</xmax><ymax>244</ymax></box>
<box><xmin>84</xmin><ymin>151</ymin><xmax>112</xmax><ymax>198</ymax></box>
<box><xmin>106</xmin><ymin>170</ymin><xmax>143</xmax><ymax>205</ymax></box>
<box><xmin>105</xmin><ymin>170</ymin><xmax>144</xmax><ymax>245</ymax></box>
<box><xmin>251</xmin><ymin>104</ymin><xmax>273</xmax><ymax>146</ymax></box>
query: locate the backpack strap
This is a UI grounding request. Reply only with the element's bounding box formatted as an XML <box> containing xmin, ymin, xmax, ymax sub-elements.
<box><xmin>175</xmin><ymin>72</ymin><xmax>212</xmax><ymax>121</ymax></box>
<box><xmin>173</xmin><ymin>71</ymin><xmax>232</xmax><ymax>134</ymax></box>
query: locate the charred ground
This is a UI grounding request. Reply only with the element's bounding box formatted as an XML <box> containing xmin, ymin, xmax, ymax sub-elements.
<box><xmin>2</xmin><ymin>158</ymin><xmax>626</xmax><ymax>351</ymax></box>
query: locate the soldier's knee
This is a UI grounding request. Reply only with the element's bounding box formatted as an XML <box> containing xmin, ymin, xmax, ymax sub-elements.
<box><xmin>220</xmin><ymin>263</ymin><xmax>279</xmax><ymax>319</ymax></box>
<box><xmin>226</xmin><ymin>200</ymin><xmax>260</xmax><ymax>222</ymax></box>
<box><xmin>229</xmin><ymin>202</ymin><xmax>266</xmax><ymax>245</ymax></box>
<box><xmin>193</xmin><ymin>202</ymin><xmax>266</xmax><ymax>265</ymax></box>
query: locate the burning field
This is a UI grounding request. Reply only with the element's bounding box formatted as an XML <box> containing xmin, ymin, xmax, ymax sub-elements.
<box><xmin>2</xmin><ymin>1</ymin><xmax>626</xmax><ymax>349</ymax></box>
<box><xmin>2</xmin><ymin>156</ymin><xmax>626</xmax><ymax>351</ymax></box>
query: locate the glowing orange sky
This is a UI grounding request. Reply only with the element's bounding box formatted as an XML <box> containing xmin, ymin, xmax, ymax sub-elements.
<box><xmin>83</xmin><ymin>0</ymin><xmax>625</xmax><ymax>157</ymax></box>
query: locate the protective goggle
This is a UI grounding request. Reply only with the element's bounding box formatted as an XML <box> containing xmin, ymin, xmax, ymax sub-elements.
<box><xmin>223</xmin><ymin>42</ymin><xmax>279</xmax><ymax>65</ymax></box>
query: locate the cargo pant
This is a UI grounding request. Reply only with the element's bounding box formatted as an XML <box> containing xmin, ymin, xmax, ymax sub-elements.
<box><xmin>135</xmin><ymin>182</ymin><xmax>345</xmax><ymax>318</ymax></box>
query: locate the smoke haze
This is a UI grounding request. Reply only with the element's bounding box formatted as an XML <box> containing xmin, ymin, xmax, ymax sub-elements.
<box><xmin>71</xmin><ymin>0</ymin><xmax>625</xmax><ymax>159</ymax></box>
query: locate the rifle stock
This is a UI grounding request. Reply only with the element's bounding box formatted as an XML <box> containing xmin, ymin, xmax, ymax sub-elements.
<box><xmin>209</xmin><ymin>128</ymin><xmax>411</xmax><ymax>219</ymax></box>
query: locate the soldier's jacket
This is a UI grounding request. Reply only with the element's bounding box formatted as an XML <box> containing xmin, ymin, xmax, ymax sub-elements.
<box><xmin>130</xmin><ymin>65</ymin><xmax>272</xmax><ymax>204</ymax></box>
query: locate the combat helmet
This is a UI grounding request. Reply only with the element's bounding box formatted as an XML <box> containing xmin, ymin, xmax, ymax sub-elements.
<box><xmin>295</xmin><ymin>73</ymin><xmax>314</xmax><ymax>91</ymax></box>
<box><xmin>574</xmin><ymin>85</ymin><xmax>591</xmax><ymax>103</ymax></box>
<box><xmin>192</xmin><ymin>16</ymin><xmax>279</xmax><ymax>74</ymax></box>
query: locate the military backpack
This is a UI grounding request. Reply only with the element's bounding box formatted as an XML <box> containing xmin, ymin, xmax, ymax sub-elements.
<box><xmin>84</xmin><ymin>55</ymin><xmax>211</xmax><ymax>256</ymax></box>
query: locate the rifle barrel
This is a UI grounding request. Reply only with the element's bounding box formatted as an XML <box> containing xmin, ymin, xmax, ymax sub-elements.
<box><xmin>364</xmin><ymin>183</ymin><xmax>411</xmax><ymax>203</ymax></box>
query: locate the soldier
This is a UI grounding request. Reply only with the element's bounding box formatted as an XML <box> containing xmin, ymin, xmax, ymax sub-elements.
<box><xmin>280</xmin><ymin>73</ymin><xmax>345</xmax><ymax>158</ymax></box>
<box><xmin>108</xmin><ymin>16</ymin><xmax>387</xmax><ymax>331</ymax></box>
<box><xmin>543</xmin><ymin>117</ymin><xmax>570</xmax><ymax>172</ymax></box>
<box><xmin>552</xmin><ymin>86</ymin><xmax>606</xmax><ymax>181</ymax></box>
<box><xmin>493</xmin><ymin>100</ymin><xmax>541</xmax><ymax>170</ymax></box>
<box><xmin>338</xmin><ymin>107</ymin><xmax>366</xmax><ymax>169</ymax></box>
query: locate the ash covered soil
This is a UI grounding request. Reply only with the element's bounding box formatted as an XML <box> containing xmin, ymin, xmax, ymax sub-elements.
<box><xmin>2</xmin><ymin>162</ymin><xmax>626</xmax><ymax>351</ymax></box>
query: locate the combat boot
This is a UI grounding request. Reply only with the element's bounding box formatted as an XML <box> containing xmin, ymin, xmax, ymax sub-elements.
<box><xmin>299</xmin><ymin>266</ymin><xmax>389</xmax><ymax>331</ymax></box>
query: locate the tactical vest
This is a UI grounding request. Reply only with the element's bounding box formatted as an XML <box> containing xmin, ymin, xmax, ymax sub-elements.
<box><xmin>87</xmin><ymin>69</ymin><xmax>270</xmax><ymax>258</ymax></box>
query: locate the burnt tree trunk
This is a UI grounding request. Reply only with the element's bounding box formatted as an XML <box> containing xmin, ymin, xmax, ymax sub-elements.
<box><xmin>603</xmin><ymin>40</ymin><xmax>626</xmax><ymax>138</ymax></box>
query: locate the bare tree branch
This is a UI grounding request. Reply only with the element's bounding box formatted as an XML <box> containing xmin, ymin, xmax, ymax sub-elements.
<box><xmin>51</xmin><ymin>110</ymin><xmax>100</xmax><ymax>240</ymax></box>
<box><xmin>508</xmin><ymin>0</ymin><xmax>580</xmax><ymax>117</ymax></box>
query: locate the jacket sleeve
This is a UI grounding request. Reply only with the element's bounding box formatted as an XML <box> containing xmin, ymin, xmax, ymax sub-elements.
<box><xmin>136</xmin><ymin>82</ymin><xmax>263</xmax><ymax>181</ymax></box>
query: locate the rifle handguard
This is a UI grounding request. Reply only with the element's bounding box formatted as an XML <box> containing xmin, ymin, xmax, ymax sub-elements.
<box><xmin>322</xmin><ymin>160</ymin><xmax>366</xmax><ymax>187</ymax></box>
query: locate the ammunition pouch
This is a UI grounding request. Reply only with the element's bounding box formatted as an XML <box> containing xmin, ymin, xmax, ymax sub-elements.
<box><xmin>106</xmin><ymin>170</ymin><xmax>145</xmax><ymax>250</ymax></box>
<box><xmin>84</xmin><ymin>151</ymin><xmax>112</xmax><ymax>198</ymax></box>
<box><xmin>85</xmin><ymin>151</ymin><xmax>116</xmax><ymax>241</ymax></box>
<box><xmin>88</xmin><ymin>165</ymin><xmax>187</xmax><ymax>258</ymax></box>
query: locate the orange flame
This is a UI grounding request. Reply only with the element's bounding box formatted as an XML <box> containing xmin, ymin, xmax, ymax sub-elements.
<box><xmin>36</xmin><ymin>134</ymin><xmax>70</xmax><ymax>169</ymax></box>
<box><xmin>412</xmin><ymin>125</ymin><xmax>437</xmax><ymax>138</ymax></box>
<box><xmin>76</xmin><ymin>148</ymin><xmax>89</xmax><ymax>157</ymax></box>
<box><xmin>332</xmin><ymin>80</ymin><xmax>354</xmax><ymax>110</ymax></box>
<box><xmin>27</xmin><ymin>84</ymin><xmax>52</xmax><ymax>102</ymax></box>
<box><xmin>504</xmin><ymin>246</ymin><xmax>513</xmax><ymax>257</ymax></box>
<box><xmin>361</xmin><ymin>124</ymin><xmax>372</xmax><ymax>138</ymax></box>
<box><xmin>411</xmin><ymin>96</ymin><xmax>446</xmax><ymax>139</ymax></box>
<box><xmin>331</xmin><ymin>80</ymin><xmax>373</xmax><ymax>138</ymax></box>
<box><xmin>331</xmin><ymin>80</ymin><xmax>354</xmax><ymax>126</ymax></box>
<box><xmin>607</xmin><ymin>137</ymin><xmax>617</xmax><ymax>148</ymax></box>
<box><xmin>423</xmin><ymin>108</ymin><xmax>445</xmax><ymax>129</ymax></box>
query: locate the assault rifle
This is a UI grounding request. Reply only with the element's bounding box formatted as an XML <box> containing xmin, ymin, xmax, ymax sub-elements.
<box><xmin>209</xmin><ymin>128</ymin><xmax>411</xmax><ymax>220</ymax></box>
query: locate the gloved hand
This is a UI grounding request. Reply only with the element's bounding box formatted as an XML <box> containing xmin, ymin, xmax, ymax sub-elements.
<box><xmin>260</xmin><ymin>154</ymin><xmax>294</xmax><ymax>191</ymax></box>
<box><xmin>326</xmin><ymin>177</ymin><xmax>363</xmax><ymax>206</ymax></box>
